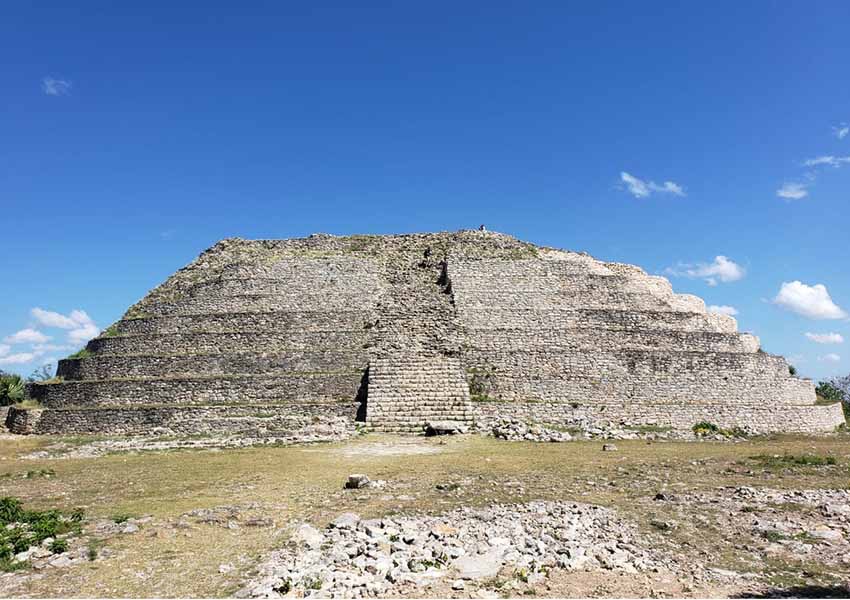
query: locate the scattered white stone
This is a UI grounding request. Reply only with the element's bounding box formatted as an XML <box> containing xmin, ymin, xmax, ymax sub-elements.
<box><xmin>240</xmin><ymin>500</ymin><xmax>669</xmax><ymax>598</ymax></box>
<box><xmin>331</xmin><ymin>513</ymin><xmax>361</xmax><ymax>530</ymax></box>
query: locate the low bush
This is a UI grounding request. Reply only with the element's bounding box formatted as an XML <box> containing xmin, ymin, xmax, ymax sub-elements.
<box><xmin>692</xmin><ymin>421</ymin><xmax>747</xmax><ymax>438</ymax></box>
<box><xmin>692</xmin><ymin>421</ymin><xmax>720</xmax><ymax>436</ymax></box>
<box><xmin>0</xmin><ymin>497</ymin><xmax>84</xmax><ymax>568</ymax></box>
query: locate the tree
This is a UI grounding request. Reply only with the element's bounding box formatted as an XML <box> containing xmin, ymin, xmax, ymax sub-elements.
<box><xmin>816</xmin><ymin>380</ymin><xmax>846</xmax><ymax>404</ymax></box>
<box><xmin>27</xmin><ymin>364</ymin><xmax>54</xmax><ymax>382</ymax></box>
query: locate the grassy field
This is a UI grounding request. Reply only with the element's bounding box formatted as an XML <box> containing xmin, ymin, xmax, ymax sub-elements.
<box><xmin>0</xmin><ymin>432</ymin><xmax>848</xmax><ymax>597</ymax></box>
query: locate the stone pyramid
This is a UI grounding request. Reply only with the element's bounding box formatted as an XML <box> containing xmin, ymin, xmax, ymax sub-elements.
<box><xmin>9</xmin><ymin>230</ymin><xmax>844</xmax><ymax>436</ymax></box>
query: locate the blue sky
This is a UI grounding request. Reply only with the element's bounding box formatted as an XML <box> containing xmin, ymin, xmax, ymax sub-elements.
<box><xmin>2</xmin><ymin>1</ymin><xmax>849</xmax><ymax>381</ymax></box>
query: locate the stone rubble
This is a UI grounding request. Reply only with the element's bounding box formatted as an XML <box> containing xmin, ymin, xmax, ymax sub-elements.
<box><xmin>239</xmin><ymin>500</ymin><xmax>678</xmax><ymax>598</ymax></box>
<box><xmin>487</xmin><ymin>416</ymin><xmax>751</xmax><ymax>443</ymax></box>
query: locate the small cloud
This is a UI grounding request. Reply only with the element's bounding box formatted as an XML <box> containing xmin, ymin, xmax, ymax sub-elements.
<box><xmin>708</xmin><ymin>305</ymin><xmax>739</xmax><ymax>316</ymax></box>
<box><xmin>32</xmin><ymin>343</ymin><xmax>78</xmax><ymax>353</ymax></box>
<box><xmin>619</xmin><ymin>172</ymin><xmax>685</xmax><ymax>199</ymax></box>
<box><xmin>41</xmin><ymin>76</ymin><xmax>72</xmax><ymax>96</ymax></box>
<box><xmin>773</xmin><ymin>281</ymin><xmax>847</xmax><ymax>320</ymax></box>
<box><xmin>0</xmin><ymin>352</ymin><xmax>40</xmax><ymax>366</ymax></box>
<box><xmin>31</xmin><ymin>307</ymin><xmax>78</xmax><ymax>329</ymax></box>
<box><xmin>3</xmin><ymin>328</ymin><xmax>51</xmax><ymax>345</ymax></box>
<box><xmin>788</xmin><ymin>353</ymin><xmax>806</xmax><ymax>365</ymax></box>
<box><xmin>776</xmin><ymin>182</ymin><xmax>808</xmax><ymax>200</ymax></box>
<box><xmin>832</xmin><ymin>124</ymin><xmax>849</xmax><ymax>140</ymax></box>
<box><xmin>803</xmin><ymin>155</ymin><xmax>850</xmax><ymax>168</ymax></box>
<box><xmin>31</xmin><ymin>308</ymin><xmax>99</xmax><ymax>345</ymax></box>
<box><xmin>0</xmin><ymin>344</ymin><xmax>10</xmax><ymax>357</ymax></box>
<box><xmin>805</xmin><ymin>332</ymin><xmax>844</xmax><ymax>344</ymax></box>
<box><xmin>819</xmin><ymin>353</ymin><xmax>841</xmax><ymax>363</ymax></box>
<box><xmin>665</xmin><ymin>256</ymin><xmax>745</xmax><ymax>285</ymax></box>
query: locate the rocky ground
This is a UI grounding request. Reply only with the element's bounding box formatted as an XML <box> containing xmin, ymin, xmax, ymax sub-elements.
<box><xmin>0</xmin><ymin>432</ymin><xmax>848</xmax><ymax>598</ymax></box>
<box><xmin>239</xmin><ymin>500</ymin><xmax>697</xmax><ymax>598</ymax></box>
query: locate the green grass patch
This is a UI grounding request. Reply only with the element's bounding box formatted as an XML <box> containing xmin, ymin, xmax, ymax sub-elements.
<box><xmin>100</xmin><ymin>324</ymin><xmax>121</xmax><ymax>338</ymax></box>
<box><xmin>65</xmin><ymin>348</ymin><xmax>93</xmax><ymax>360</ymax></box>
<box><xmin>749</xmin><ymin>453</ymin><xmax>837</xmax><ymax>468</ymax></box>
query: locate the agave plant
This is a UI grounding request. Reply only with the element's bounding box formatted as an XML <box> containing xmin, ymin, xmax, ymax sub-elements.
<box><xmin>0</xmin><ymin>374</ymin><xmax>25</xmax><ymax>406</ymax></box>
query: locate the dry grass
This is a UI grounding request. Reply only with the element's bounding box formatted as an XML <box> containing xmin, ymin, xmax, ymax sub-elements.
<box><xmin>0</xmin><ymin>433</ymin><xmax>848</xmax><ymax>597</ymax></box>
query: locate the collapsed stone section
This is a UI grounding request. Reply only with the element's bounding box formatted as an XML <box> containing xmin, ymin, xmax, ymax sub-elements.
<box><xmin>11</xmin><ymin>230</ymin><xmax>844</xmax><ymax>436</ymax></box>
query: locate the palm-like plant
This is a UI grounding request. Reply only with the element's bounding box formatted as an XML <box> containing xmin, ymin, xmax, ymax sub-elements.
<box><xmin>0</xmin><ymin>373</ymin><xmax>25</xmax><ymax>406</ymax></box>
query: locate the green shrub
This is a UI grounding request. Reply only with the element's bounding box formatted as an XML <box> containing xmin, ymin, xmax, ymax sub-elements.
<box><xmin>110</xmin><ymin>513</ymin><xmax>135</xmax><ymax>524</ymax></box>
<box><xmin>0</xmin><ymin>373</ymin><xmax>25</xmax><ymax>407</ymax></box>
<box><xmin>0</xmin><ymin>497</ymin><xmax>83</xmax><ymax>564</ymax></box>
<box><xmin>816</xmin><ymin>381</ymin><xmax>845</xmax><ymax>403</ymax></box>
<box><xmin>49</xmin><ymin>538</ymin><xmax>68</xmax><ymax>554</ymax></box>
<box><xmin>788</xmin><ymin>365</ymin><xmax>797</xmax><ymax>376</ymax></box>
<box><xmin>692</xmin><ymin>421</ymin><xmax>720</xmax><ymax>436</ymax></box>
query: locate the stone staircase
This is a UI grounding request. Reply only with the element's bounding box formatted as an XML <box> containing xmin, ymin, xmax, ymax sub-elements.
<box><xmin>365</xmin><ymin>355</ymin><xmax>475</xmax><ymax>433</ymax></box>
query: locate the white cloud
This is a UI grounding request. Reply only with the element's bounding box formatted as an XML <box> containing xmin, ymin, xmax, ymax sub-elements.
<box><xmin>819</xmin><ymin>353</ymin><xmax>841</xmax><ymax>363</ymax></box>
<box><xmin>833</xmin><ymin>124</ymin><xmax>849</xmax><ymax>140</ymax></box>
<box><xmin>0</xmin><ymin>352</ymin><xmax>39</xmax><ymax>366</ymax></box>
<box><xmin>31</xmin><ymin>307</ymin><xmax>78</xmax><ymax>329</ymax></box>
<box><xmin>665</xmin><ymin>256</ymin><xmax>745</xmax><ymax>285</ymax></box>
<box><xmin>0</xmin><ymin>344</ymin><xmax>9</xmax><ymax>357</ymax></box>
<box><xmin>803</xmin><ymin>155</ymin><xmax>850</xmax><ymax>168</ymax></box>
<box><xmin>3</xmin><ymin>328</ymin><xmax>51</xmax><ymax>344</ymax></box>
<box><xmin>620</xmin><ymin>172</ymin><xmax>685</xmax><ymax>199</ymax></box>
<box><xmin>30</xmin><ymin>308</ymin><xmax>99</xmax><ymax>345</ymax></box>
<box><xmin>32</xmin><ymin>343</ymin><xmax>78</xmax><ymax>353</ymax></box>
<box><xmin>773</xmin><ymin>281</ymin><xmax>847</xmax><ymax>320</ymax></box>
<box><xmin>805</xmin><ymin>332</ymin><xmax>844</xmax><ymax>344</ymax></box>
<box><xmin>41</xmin><ymin>76</ymin><xmax>72</xmax><ymax>96</ymax></box>
<box><xmin>708</xmin><ymin>305</ymin><xmax>739</xmax><ymax>316</ymax></box>
<box><xmin>68</xmin><ymin>323</ymin><xmax>99</xmax><ymax>344</ymax></box>
<box><xmin>776</xmin><ymin>182</ymin><xmax>808</xmax><ymax>200</ymax></box>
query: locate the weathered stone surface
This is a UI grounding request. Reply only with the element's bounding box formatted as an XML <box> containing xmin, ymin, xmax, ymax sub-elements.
<box><xmin>239</xmin><ymin>500</ymin><xmax>674</xmax><ymax>598</ymax></box>
<box><xmin>10</xmin><ymin>230</ymin><xmax>841</xmax><ymax>436</ymax></box>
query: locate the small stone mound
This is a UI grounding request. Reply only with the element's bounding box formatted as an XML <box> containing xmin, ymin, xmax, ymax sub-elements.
<box><xmin>491</xmin><ymin>418</ymin><xmax>573</xmax><ymax>442</ymax></box>
<box><xmin>239</xmin><ymin>501</ymin><xmax>674</xmax><ymax>598</ymax></box>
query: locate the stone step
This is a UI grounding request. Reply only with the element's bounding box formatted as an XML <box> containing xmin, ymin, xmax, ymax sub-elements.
<box><xmin>454</xmin><ymin>289</ymin><xmax>699</xmax><ymax>312</ymax></box>
<box><xmin>6</xmin><ymin>403</ymin><xmax>358</xmax><ymax>436</ymax></box>
<box><xmin>29</xmin><ymin>373</ymin><xmax>364</xmax><ymax>408</ymax></box>
<box><xmin>146</xmin><ymin>292</ymin><xmax>376</xmax><ymax>316</ymax></box>
<box><xmin>464</xmin><ymin>348</ymin><xmax>792</xmax><ymax>380</ymax></box>
<box><xmin>464</xmin><ymin>328</ymin><xmax>758</xmax><ymax>354</ymax></box>
<box><xmin>457</xmin><ymin>307</ymin><xmax>735</xmax><ymax>334</ymax></box>
<box><xmin>474</xmin><ymin>373</ymin><xmax>815</xmax><ymax>406</ymax></box>
<box><xmin>57</xmin><ymin>351</ymin><xmax>367</xmax><ymax>380</ymax></box>
<box><xmin>117</xmin><ymin>310</ymin><xmax>372</xmax><ymax>336</ymax></box>
<box><xmin>90</xmin><ymin>330</ymin><xmax>370</xmax><ymax>355</ymax></box>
